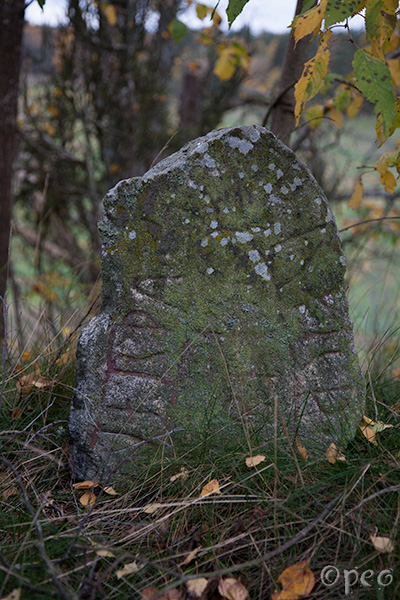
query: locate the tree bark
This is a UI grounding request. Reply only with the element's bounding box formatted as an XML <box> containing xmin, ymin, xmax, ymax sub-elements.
<box><xmin>0</xmin><ymin>0</ymin><xmax>26</xmax><ymax>340</ymax></box>
<box><xmin>269</xmin><ymin>0</ymin><xmax>316</xmax><ymax>147</ymax></box>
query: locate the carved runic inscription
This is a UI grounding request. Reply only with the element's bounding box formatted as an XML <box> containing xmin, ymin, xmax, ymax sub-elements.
<box><xmin>69</xmin><ymin>126</ymin><xmax>365</xmax><ymax>481</ymax></box>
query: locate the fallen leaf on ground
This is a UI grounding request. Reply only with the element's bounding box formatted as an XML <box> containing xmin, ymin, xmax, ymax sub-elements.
<box><xmin>370</xmin><ymin>534</ymin><xmax>394</xmax><ymax>553</ymax></box>
<box><xmin>170</xmin><ymin>467</ymin><xmax>189</xmax><ymax>482</ymax></box>
<box><xmin>218</xmin><ymin>577</ymin><xmax>249</xmax><ymax>600</ymax></box>
<box><xmin>142</xmin><ymin>587</ymin><xmax>182</xmax><ymax>600</ymax></box>
<box><xmin>0</xmin><ymin>590</ymin><xmax>21</xmax><ymax>600</ymax></box>
<box><xmin>295</xmin><ymin>438</ymin><xmax>308</xmax><ymax>460</ymax></box>
<box><xmin>73</xmin><ymin>480</ymin><xmax>98</xmax><ymax>490</ymax></box>
<box><xmin>143</xmin><ymin>502</ymin><xmax>162</xmax><ymax>514</ymax></box>
<box><xmin>201</xmin><ymin>479</ymin><xmax>221</xmax><ymax>497</ymax></box>
<box><xmin>181</xmin><ymin>546</ymin><xmax>201</xmax><ymax>566</ymax></box>
<box><xmin>359</xmin><ymin>416</ymin><xmax>393</xmax><ymax>445</ymax></box>
<box><xmin>1</xmin><ymin>484</ymin><xmax>19</xmax><ymax>501</ymax></box>
<box><xmin>16</xmin><ymin>374</ymin><xmax>52</xmax><ymax>396</ymax></box>
<box><xmin>186</xmin><ymin>578</ymin><xmax>208</xmax><ymax>597</ymax></box>
<box><xmin>116</xmin><ymin>560</ymin><xmax>141</xmax><ymax>578</ymax></box>
<box><xmin>245</xmin><ymin>454</ymin><xmax>266</xmax><ymax>467</ymax></box>
<box><xmin>103</xmin><ymin>485</ymin><xmax>118</xmax><ymax>495</ymax></box>
<box><xmin>272</xmin><ymin>559</ymin><xmax>315</xmax><ymax>600</ymax></box>
<box><xmin>325</xmin><ymin>443</ymin><xmax>346</xmax><ymax>464</ymax></box>
<box><xmin>96</xmin><ymin>549</ymin><xmax>115</xmax><ymax>557</ymax></box>
<box><xmin>79</xmin><ymin>491</ymin><xmax>96</xmax><ymax>507</ymax></box>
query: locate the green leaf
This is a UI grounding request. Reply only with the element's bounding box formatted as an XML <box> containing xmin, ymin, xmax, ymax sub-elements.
<box><xmin>226</xmin><ymin>0</ymin><xmax>249</xmax><ymax>28</ymax></box>
<box><xmin>170</xmin><ymin>19</ymin><xmax>188</xmax><ymax>43</ymax></box>
<box><xmin>300</xmin><ymin>0</ymin><xmax>318</xmax><ymax>15</ymax></box>
<box><xmin>37</xmin><ymin>0</ymin><xmax>46</xmax><ymax>7</ymax></box>
<box><xmin>353</xmin><ymin>49</ymin><xmax>396</xmax><ymax>139</ymax></box>
<box><xmin>334</xmin><ymin>89</ymin><xmax>351</xmax><ymax>110</ymax></box>
<box><xmin>325</xmin><ymin>0</ymin><xmax>361</xmax><ymax>27</ymax></box>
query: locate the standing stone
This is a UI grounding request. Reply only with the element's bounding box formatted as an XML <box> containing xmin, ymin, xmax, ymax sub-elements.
<box><xmin>69</xmin><ymin>125</ymin><xmax>365</xmax><ymax>481</ymax></box>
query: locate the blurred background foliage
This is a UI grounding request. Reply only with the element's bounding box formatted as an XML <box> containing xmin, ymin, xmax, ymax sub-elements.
<box><xmin>8</xmin><ymin>0</ymin><xmax>400</xmax><ymax>371</ymax></box>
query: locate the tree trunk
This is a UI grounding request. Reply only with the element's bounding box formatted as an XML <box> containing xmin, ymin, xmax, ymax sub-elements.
<box><xmin>269</xmin><ymin>0</ymin><xmax>316</xmax><ymax>147</ymax></box>
<box><xmin>0</xmin><ymin>0</ymin><xmax>25</xmax><ymax>340</ymax></box>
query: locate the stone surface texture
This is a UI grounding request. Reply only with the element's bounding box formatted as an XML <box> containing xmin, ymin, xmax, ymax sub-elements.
<box><xmin>69</xmin><ymin>125</ymin><xmax>365</xmax><ymax>481</ymax></box>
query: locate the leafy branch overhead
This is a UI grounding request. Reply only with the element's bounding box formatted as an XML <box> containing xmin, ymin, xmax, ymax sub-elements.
<box><xmin>220</xmin><ymin>0</ymin><xmax>400</xmax><ymax>206</ymax></box>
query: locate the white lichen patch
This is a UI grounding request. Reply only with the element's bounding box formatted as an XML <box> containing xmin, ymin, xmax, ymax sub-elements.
<box><xmin>251</xmin><ymin>227</ymin><xmax>261</xmax><ymax>233</ymax></box>
<box><xmin>321</xmin><ymin>228</ymin><xmax>326</xmax><ymax>233</ymax></box>
<box><xmin>236</xmin><ymin>231</ymin><xmax>253</xmax><ymax>243</ymax></box>
<box><xmin>275</xmin><ymin>244</ymin><xmax>282</xmax><ymax>252</ymax></box>
<box><xmin>184</xmin><ymin>218</ymin><xmax>190</xmax><ymax>224</ymax></box>
<box><xmin>339</xmin><ymin>255</ymin><xmax>346</xmax><ymax>266</ymax></box>
<box><xmin>281</xmin><ymin>185</ymin><xmax>289</xmax><ymax>194</ymax></box>
<box><xmin>251</xmin><ymin>164</ymin><xmax>258</xmax><ymax>172</ymax></box>
<box><xmin>249</xmin><ymin>250</ymin><xmax>260</xmax><ymax>262</ymax></box>
<box><xmin>223</xmin><ymin>207</ymin><xmax>229</xmax><ymax>214</ymax></box>
<box><xmin>276</xmin><ymin>169</ymin><xmax>283</xmax><ymax>179</ymax></box>
<box><xmin>300</xmin><ymin>260</ymin><xmax>304</xmax><ymax>266</ymax></box>
<box><xmin>188</xmin><ymin>179</ymin><xmax>198</xmax><ymax>189</ymax></box>
<box><xmin>220</xmin><ymin>237</ymin><xmax>229</xmax><ymax>246</ymax></box>
<box><xmin>314</xmin><ymin>197</ymin><xmax>322</xmax><ymax>205</ymax></box>
<box><xmin>206</xmin><ymin>267</ymin><xmax>214</xmax><ymax>274</ymax></box>
<box><xmin>304</xmin><ymin>240</ymin><xmax>308</xmax><ymax>245</ymax></box>
<box><xmin>299</xmin><ymin>305</ymin><xmax>306</xmax><ymax>314</ymax></box>
<box><xmin>255</xmin><ymin>262</ymin><xmax>271</xmax><ymax>280</ymax></box>
<box><xmin>211</xmin><ymin>231</ymin><xmax>219</xmax><ymax>238</ymax></box>
<box><xmin>264</xmin><ymin>228</ymin><xmax>271</xmax><ymax>236</ymax></box>
<box><xmin>268</xmin><ymin>163</ymin><xmax>275</xmax><ymax>170</ymax></box>
<box><xmin>239</xmin><ymin>172</ymin><xmax>244</xmax><ymax>179</ymax></box>
<box><xmin>274</xmin><ymin>223</ymin><xmax>281</xmax><ymax>235</ymax></box>
<box><xmin>227</xmin><ymin>136</ymin><xmax>254</xmax><ymax>154</ymax></box>
<box><xmin>128</xmin><ymin>230</ymin><xmax>136</xmax><ymax>240</ymax></box>
<box><xmin>202</xmin><ymin>154</ymin><xmax>216</xmax><ymax>168</ymax></box>
<box><xmin>290</xmin><ymin>255</ymin><xmax>295</xmax><ymax>260</ymax></box>
<box><xmin>269</xmin><ymin>194</ymin><xmax>282</xmax><ymax>205</ymax></box>
<box><xmin>210</xmin><ymin>220</ymin><xmax>218</xmax><ymax>229</ymax></box>
<box><xmin>201</xmin><ymin>239</ymin><xmax>208</xmax><ymax>247</ymax></box>
<box><xmin>264</xmin><ymin>183</ymin><xmax>273</xmax><ymax>194</ymax></box>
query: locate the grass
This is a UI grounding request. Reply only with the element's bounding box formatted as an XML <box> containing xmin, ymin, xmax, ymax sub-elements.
<box><xmin>1</xmin><ymin>259</ymin><xmax>400</xmax><ymax>600</ymax></box>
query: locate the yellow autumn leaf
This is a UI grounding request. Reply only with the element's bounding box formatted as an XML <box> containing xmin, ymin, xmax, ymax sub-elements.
<box><xmin>96</xmin><ymin>549</ymin><xmax>115</xmax><ymax>557</ymax></box>
<box><xmin>170</xmin><ymin>467</ymin><xmax>189</xmax><ymax>482</ymax></box>
<box><xmin>116</xmin><ymin>561</ymin><xmax>140</xmax><ymax>579</ymax></box>
<box><xmin>328</xmin><ymin>106</ymin><xmax>343</xmax><ymax>128</ymax></box>
<box><xmin>181</xmin><ymin>546</ymin><xmax>201</xmax><ymax>566</ymax></box>
<box><xmin>348</xmin><ymin>176</ymin><xmax>364</xmax><ymax>209</ymax></box>
<box><xmin>218</xmin><ymin>577</ymin><xmax>249</xmax><ymax>600</ymax></box>
<box><xmin>102</xmin><ymin>3</ymin><xmax>117</xmax><ymax>26</ymax></box>
<box><xmin>73</xmin><ymin>480</ymin><xmax>99</xmax><ymax>490</ymax></box>
<box><xmin>245</xmin><ymin>454</ymin><xmax>266</xmax><ymax>467</ymax></box>
<box><xmin>43</xmin><ymin>122</ymin><xmax>56</xmax><ymax>137</ymax></box>
<box><xmin>272</xmin><ymin>559</ymin><xmax>315</xmax><ymax>600</ymax></box>
<box><xmin>370</xmin><ymin>534</ymin><xmax>394</xmax><ymax>553</ymax></box>
<box><xmin>103</xmin><ymin>485</ymin><xmax>119</xmax><ymax>495</ymax></box>
<box><xmin>388</xmin><ymin>58</ymin><xmax>400</xmax><ymax>87</ymax></box>
<box><xmin>186</xmin><ymin>578</ymin><xmax>208</xmax><ymax>598</ymax></box>
<box><xmin>196</xmin><ymin>3</ymin><xmax>209</xmax><ymax>19</ymax></box>
<box><xmin>214</xmin><ymin>46</ymin><xmax>237</xmax><ymax>81</ymax></box>
<box><xmin>143</xmin><ymin>502</ymin><xmax>162</xmax><ymax>514</ymax></box>
<box><xmin>347</xmin><ymin>92</ymin><xmax>364</xmax><ymax>118</ymax></box>
<box><xmin>47</xmin><ymin>105</ymin><xmax>60</xmax><ymax>117</ymax></box>
<box><xmin>201</xmin><ymin>479</ymin><xmax>221</xmax><ymax>497</ymax></box>
<box><xmin>375</xmin><ymin>158</ymin><xmax>397</xmax><ymax>193</ymax></box>
<box><xmin>325</xmin><ymin>443</ymin><xmax>346</xmax><ymax>464</ymax></box>
<box><xmin>294</xmin><ymin>30</ymin><xmax>331</xmax><ymax>125</ymax></box>
<box><xmin>293</xmin><ymin>0</ymin><xmax>328</xmax><ymax>46</ymax></box>
<box><xmin>306</xmin><ymin>103</ymin><xmax>325</xmax><ymax>130</ymax></box>
<box><xmin>80</xmin><ymin>491</ymin><xmax>96</xmax><ymax>507</ymax></box>
<box><xmin>295</xmin><ymin>438</ymin><xmax>308</xmax><ymax>460</ymax></box>
<box><xmin>0</xmin><ymin>590</ymin><xmax>21</xmax><ymax>600</ymax></box>
<box><xmin>16</xmin><ymin>374</ymin><xmax>53</xmax><ymax>396</ymax></box>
